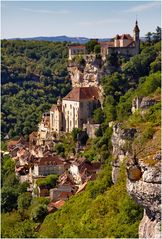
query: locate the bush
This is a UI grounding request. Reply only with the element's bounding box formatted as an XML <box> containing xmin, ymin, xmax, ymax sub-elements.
<box><xmin>85</xmin><ymin>39</ymin><xmax>99</xmax><ymax>53</ymax></box>
<box><xmin>30</xmin><ymin>204</ymin><xmax>48</xmax><ymax>222</ymax></box>
<box><xmin>54</xmin><ymin>143</ymin><xmax>65</xmax><ymax>156</ymax></box>
<box><xmin>37</xmin><ymin>174</ymin><xmax>58</xmax><ymax>188</ymax></box>
<box><xmin>94</xmin><ymin>44</ymin><xmax>101</xmax><ymax>54</ymax></box>
<box><xmin>93</xmin><ymin>108</ymin><xmax>105</xmax><ymax>124</ymax></box>
<box><xmin>18</xmin><ymin>192</ymin><xmax>32</xmax><ymax>212</ymax></box>
<box><xmin>71</xmin><ymin>128</ymin><xmax>81</xmax><ymax>142</ymax></box>
<box><xmin>142</xmin><ymin>124</ymin><xmax>155</xmax><ymax>140</ymax></box>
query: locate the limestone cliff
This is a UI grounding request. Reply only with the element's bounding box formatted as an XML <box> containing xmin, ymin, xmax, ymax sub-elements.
<box><xmin>126</xmin><ymin>128</ymin><xmax>161</xmax><ymax>239</ymax></box>
<box><xmin>111</xmin><ymin>122</ymin><xmax>161</xmax><ymax>238</ymax></box>
<box><xmin>68</xmin><ymin>55</ymin><xmax>111</xmax><ymax>102</ymax></box>
<box><xmin>111</xmin><ymin>123</ymin><xmax>136</xmax><ymax>183</ymax></box>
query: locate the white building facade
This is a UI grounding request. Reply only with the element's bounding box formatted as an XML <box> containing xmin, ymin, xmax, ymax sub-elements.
<box><xmin>50</xmin><ymin>86</ymin><xmax>100</xmax><ymax>133</ymax></box>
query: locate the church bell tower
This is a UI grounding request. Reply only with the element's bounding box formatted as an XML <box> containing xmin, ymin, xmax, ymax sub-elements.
<box><xmin>133</xmin><ymin>20</ymin><xmax>140</xmax><ymax>54</ymax></box>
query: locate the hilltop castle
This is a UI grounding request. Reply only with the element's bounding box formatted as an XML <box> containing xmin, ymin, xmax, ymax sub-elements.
<box><xmin>69</xmin><ymin>21</ymin><xmax>140</xmax><ymax>60</ymax></box>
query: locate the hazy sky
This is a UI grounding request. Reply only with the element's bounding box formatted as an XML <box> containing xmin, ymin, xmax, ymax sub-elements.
<box><xmin>1</xmin><ymin>1</ymin><xmax>161</xmax><ymax>39</ymax></box>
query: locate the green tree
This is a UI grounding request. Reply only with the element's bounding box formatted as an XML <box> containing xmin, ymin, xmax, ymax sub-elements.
<box><xmin>54</xmin><ymin>143</ymin><xmax>65</xmax><ymax>156</ymax></box>
<box><xmin>71</xmin><ymin>128</ymin><xmax>81</xmax><ymax>142</ymax></box>
<box><xmin>94</xmin><ymin>44</ymin><xmax>101</xmax><ymax>54</ymax></box>
<box><xmin>37</xmin><ymin>174</ymin><xmax>58</xmax><ymax>188</ymax></box>
<box><xmin>18</xmin><ymin>192</ymin><xmax>32</xmax><ymax>212</ymax></box>
<box><xmin>31</xmin><ymin>204</ymin><xmax>48</xmax><ymax>222</ymax></box>
<box><xmin>85</xmin><ymin>39</ymin><xmax>99</xmax><ymax>53</ymax></box>
<box><xmin>92</xmin><ymin>108</ymin><xmax>105</xmax><ymax>124</ymax></box>
<box><xmin>145</xmin><ymin>32</ymin><xmax>152</xmax><ymax>44</ymax></box>
<box><xmin>1</xmin><ymin>187</ymin><xmax>18</xmax><ymax>212</ymax></box>
<box><xmin>152</xmin><ymin>26</ymin><xmax>161</xmax><ymax>43</ymax></box>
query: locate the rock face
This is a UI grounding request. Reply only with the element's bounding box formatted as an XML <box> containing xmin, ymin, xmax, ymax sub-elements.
<box><xmin>127</xmin><ymin>156</ymin><xmax>161</xmax><ymax>239</ymax></box>
<box><xmin>111</xmin><ymin>123</ymin><xmax>136</xmax><ymax>183</ymax></box>
<box><xmin>68</xmin><ymin>55</ymin><xmax>111</xmax><ymax>103</ymax></box>
<box><xmin>68</xmin><ymin>55</ymin><xmax>109</xmax><ymax>87</ymax></box>
<box><xmin>111</xmin><ymin>122</ymin><xmax>161</xmax><ymax>238</ymax></box>
<box><xmin>131</xmin><ymin>96</ymin><xmax>158</xmax><ymax>114</ymax></box>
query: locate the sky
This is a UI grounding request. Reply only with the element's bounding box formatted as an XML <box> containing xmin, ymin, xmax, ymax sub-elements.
<box><xmin>1</xmin><ymin>1</ymin><xmax>161</xmax><ymax>39</ymax></box>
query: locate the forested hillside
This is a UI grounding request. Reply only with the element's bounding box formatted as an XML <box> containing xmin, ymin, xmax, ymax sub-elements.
<box><xmin>1</xmin><ymin>40</ymin><xmax>71</xmax><ymax>139</ymax></box>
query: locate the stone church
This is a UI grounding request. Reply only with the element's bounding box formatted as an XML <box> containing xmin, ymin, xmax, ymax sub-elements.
<box><xmin>50</xmin><ymin>87</ymin><xmax>99</xmax><ymax>133</ymax></box>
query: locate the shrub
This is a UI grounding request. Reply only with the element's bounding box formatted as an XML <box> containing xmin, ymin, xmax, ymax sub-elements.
<box><xmin>142</xmin><ymin>124</ymin><xmax>155</xmax><ymax>140</ymax></box>
<box><xmin>36</xmin><ymin>174</ymin><xmax>58</xmax><ymax>188</ymax></box>
<box><xmin>54</xmin><ymin>143</ymin><xmax>65</xmax><ymax>156</ymax></box>
<box><xmin>71</xmin><ymin>128</ymin><xmax>81</xmax><ymax>142</ymax></box>
<box><xmin>85</xmin><ymin>39</ymin><xmax>99</xmax><ymax>53</ymax></box>
<box><xmin>93</xmin><ymin>108</ymin><xmax>105</xmax><ymax>124</ymax></box>
<box><xmin>18</xmin><ymin>192</ymin><xmax>32</xmax><ymax>212</ymax></box>
<box><xmin>30</xmin><ymin>204</ymin><xmax>48</xmax><ymax>222</ymax></box>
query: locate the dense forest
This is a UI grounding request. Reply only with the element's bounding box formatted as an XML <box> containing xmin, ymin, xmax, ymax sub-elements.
<box><xmin>1</xmin><ymin>27</ymin><xmax>161</xmax><ymax>238</ymax></box>
<box><xmin>1</xmin><ymin>40</ymin><xmax>71</xmax><ymax>139</ymax></box>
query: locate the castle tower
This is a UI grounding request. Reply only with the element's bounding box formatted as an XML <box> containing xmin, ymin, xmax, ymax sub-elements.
<box><xmin>133</xmin><ymin>20</ymin><xmax>140</xmax><ymax>54</ymax></box>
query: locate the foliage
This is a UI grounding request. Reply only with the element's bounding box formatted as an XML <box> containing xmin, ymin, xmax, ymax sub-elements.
<box><xmin>1</xmin><ymin>154</ymin><xmax>30</xmax><ymax>215</ymax></box>
<box><xmin>1</xmin><ymin>212</ymin><xmax>37</xmax><ymax>238</ymax></box>
<box><xmin>18</xmin><ymin>192</ymin><xmax>32</xmax><ymax>212</ymax></box>
<box><xmin>39</xmin><ymin>162</ymin><xmax>142</xmax><ymax>238</ymax></box>
<box><xmin>55</xmin><ymin>133</ymin><xmax>76</xmax><ymax>157</ymax></box>
<box><xmin>94</xmin><ymin>44</ymin><xmax>101</xmax><ymax>55</ymax></box>
<box><xmin>54</xmin><ymin>143</ymin><xmax>65</xmax><ymax>156</ymax></box>
<box><xmin>85</xmin><ymin>39</ymin><xmax>99</xmax><ymax>53</ymax></box>
<box><xmin>107</xmin><ymin>52</ymin><xmax>119</xmax><ymax>67</ymax></box>
<box><xmin>31</xmin><ymin>204</ymin><xmax>48</xmax><ymax>223</ymax></box>
<box><xmin>36</xmin><ymin>174</ymin><xmax>58</xmax><ymax>188</ymax></box>
<box><xmin>142</xmin><ymin>123</ymin><xmax>155</xmax><ymax>140</ymax></box>
<box><xmin>145</xmin><ymin>26</ymin><xmax>161</xmax><ymax>44</ymax></box>
<box><xmin>1</xmin><ymin>187</ymin><xmax>18</xmax><ymax>213</ymax></box>
<box><xmin>73</xmin><ymin>55</ymin><xmax>86</xmax><ymax>66</ymax></box>
<box><xmin>71</xmin><ymin>128</ymin><xmax>82</xmax><ymax>142</ymax></box>
<box><xmin>1</xmin><ymin>40</ymin><xmax>71</xmax><ymax>139</ymax></box>
<box><xmin>92</xmin><ymin>107</ymin><xmax>105</xmax><ymax>124</ymax></box>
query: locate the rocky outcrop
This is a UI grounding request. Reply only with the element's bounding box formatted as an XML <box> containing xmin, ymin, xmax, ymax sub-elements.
<box><xmin>111</xmin><ymin>121</ymin><xmax>161</xmax><ymax>238</ymax></box>
<box><xmin>127</xmin><ymin>155</ymin><xmax>161</xmax><ymax>239</ymax></box>
<box><xmin>68</xmin><ymin>55</ymin><xmax>111</xmax><ymax>103</ymax></box>
<box><xmin>111</xmin><ymin>123</ymin><xmax>136</xmax><ymax>183</ymax></box>
<box><xmin>131</xmin><ymin>96</ymin><xmax>158</xmax><ymax>114</ymax></box>
<box><xmin>68</xmin><ymin>55</ymin><xmax>109</xmax><ymax>87</ymax></box>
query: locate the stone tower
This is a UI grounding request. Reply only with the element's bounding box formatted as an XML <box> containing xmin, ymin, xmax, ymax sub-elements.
<box><xmin>133</xmin><ymin>20</ymin><xmax>140</xmax><ymax>54</ymax></box>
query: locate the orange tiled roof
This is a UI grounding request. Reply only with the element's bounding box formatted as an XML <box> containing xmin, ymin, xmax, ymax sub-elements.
<box><xmin>76</xmin><ymin>181</ymin><xmax>88</xmax><ymax>194</ymax></box>
<box><xmin>52</xmin><ymin>200</ymin><xmax>65</xmax><ymax>209</ymax></box>
<box><xmin>63</xmin><ymin>87</ymin><xmax>99</xmax><ymax>101</ymax></box>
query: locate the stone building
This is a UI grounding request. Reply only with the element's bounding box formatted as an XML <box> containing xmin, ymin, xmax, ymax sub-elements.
<box><xmin>31</xmin><ymin>155</ymin><xmax>66</xmax><ymax>177</ymax></box>
<box><xmin>50</xmin><ymin>86</ymin><xmax>100</xmax><ymax>133</ymax></box>
<box><xmin>50</xmin><ymin>97</ymin><xmax>62</xmax><ymax>133</ymax></box>
<box><xmin>68</xmin><ymin>21</ymin><xmax>140</xmax><ymax>60</ymax></box>
<box><xmin>62</xmin><ymin>86</ymin><xmax>99</xmax><ymax>132</ymax></box>
<box><xmin>68</xmin><ymin>45</ymin><xmax>86</xmax><ymax>60</ymax></box>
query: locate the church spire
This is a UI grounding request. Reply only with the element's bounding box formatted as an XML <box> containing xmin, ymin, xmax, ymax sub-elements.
<box><xmin>134</xmin><ymin>20</ymin><xmax>140</xmax><ymax>32</ymax></box>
